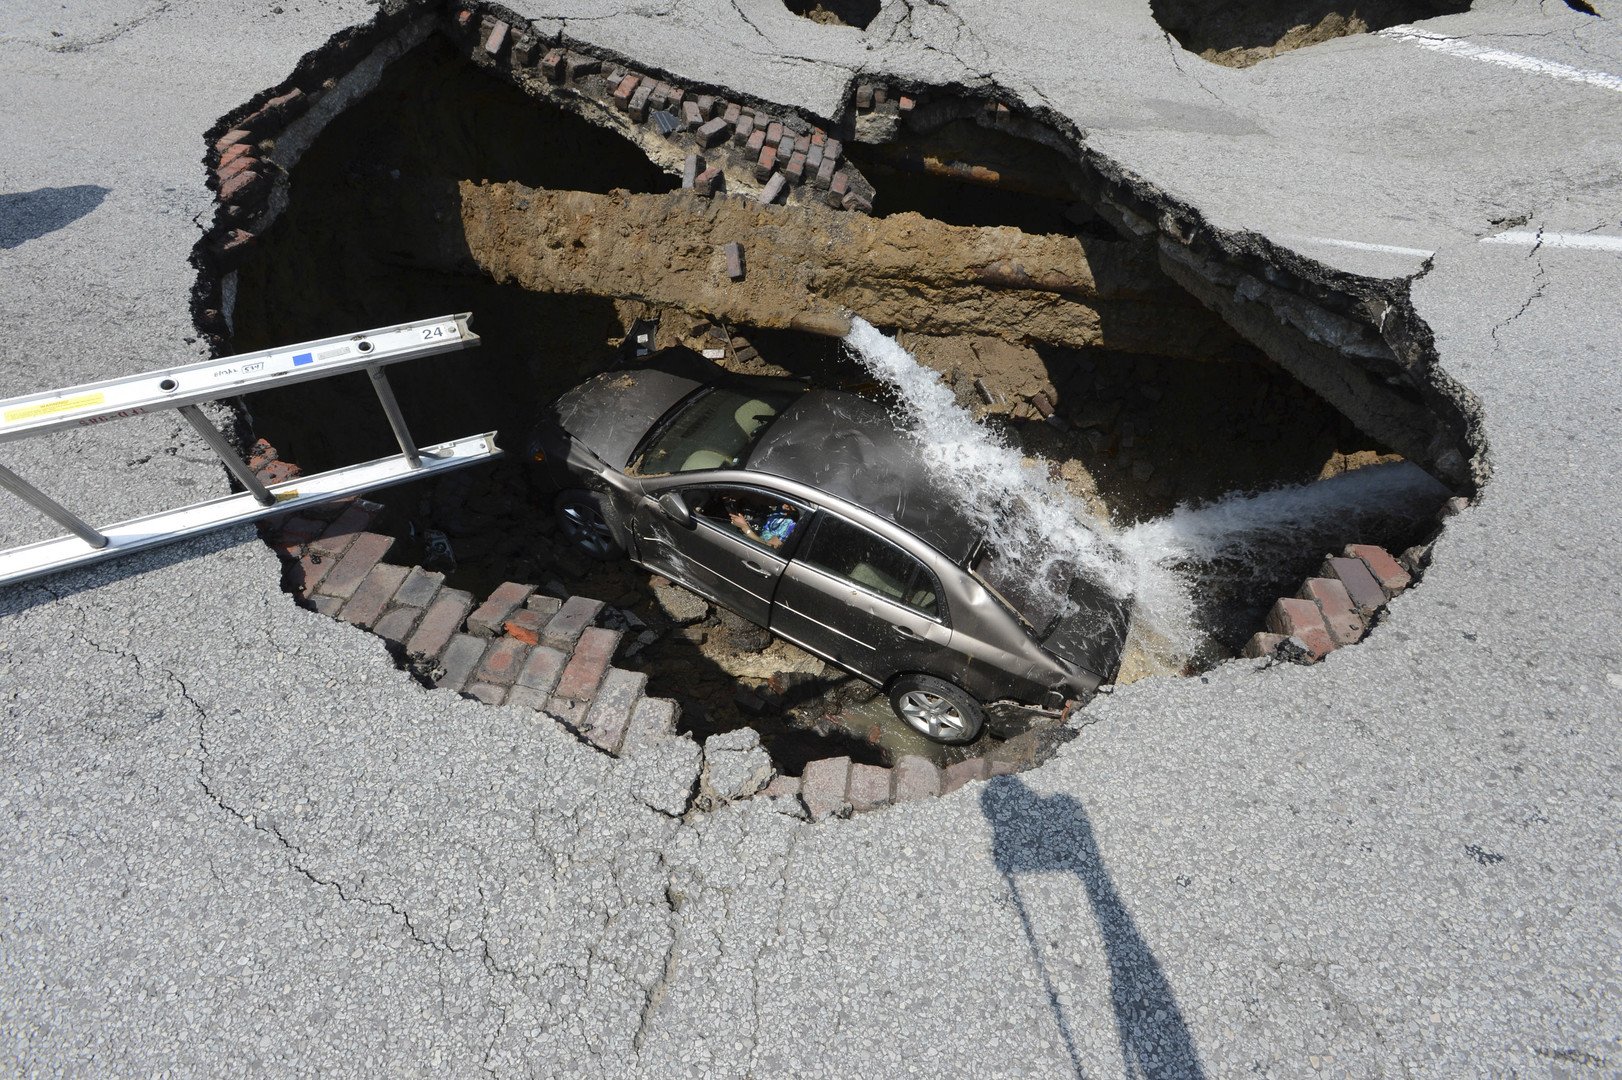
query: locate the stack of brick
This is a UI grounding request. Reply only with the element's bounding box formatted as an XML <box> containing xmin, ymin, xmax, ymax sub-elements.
<box><xmin>455</xmin><ymin>5</ymin><xmax>875</xmax><ymax>212</ymax></box>
<box><xmin>261</xmin><ymin>507</ymin><xmax>680</xmax><ymax>757</ymax></box>
<box><xmin>1244</xmin><ymin>544</ymin><xmax>1415</xmax><ymax>663</ymax></box>
<box><xmin>785</xmin><ymin>745</ymin><xmax>1024</xmax><ymax>821</ymax></box>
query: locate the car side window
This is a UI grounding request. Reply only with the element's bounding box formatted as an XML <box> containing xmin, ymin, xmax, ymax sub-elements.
<box><xmin>799</xmin><ymin>515</ymin><xmax>942</xmax><ymax>619</ymax></box>
<box><xmin>689</xmin><ymin>487</ymin><xmax>809</xmax><ymax>552</ymax></box>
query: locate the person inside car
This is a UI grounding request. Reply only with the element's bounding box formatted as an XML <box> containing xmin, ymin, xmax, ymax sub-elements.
<box><xmin>729</xmin><ymin>501</ymin><xmax>799</xmax><ymax>549</ymax></box>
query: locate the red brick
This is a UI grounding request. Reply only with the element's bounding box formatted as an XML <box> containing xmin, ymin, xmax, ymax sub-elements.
<box><xmin>1323</xmin><ymin>556</ymin><xmax>1386</xmax><ymax>615</ymax></box>
<box><xmin>1300</xmin><ymin>576</ymin><xmax>1366</xmax><ymax>646</ymax></box>
<box><xmin>542</xmin><ymin>596</ymin><xmax>605</xmax><ymax>648</ymax></box>
<box><xmin>504</xmin><ymin>608</ymin><xmax>547</xmax><ymax>645</ymax></box>
<box><xmin>1241</xmin><ymin>632</ymin><xmax>1287</xmax><ymax>658</ymax></box>
<box><xmin>612</xmin><ymin>75</ymin><xmax>640</xmax><ymax>110</ymax></box>
<box><xmin>696</xmin><ymin>117</ymin><xmax>729</xmax><ymax>147</ymax></box>
<box><xmin>814</xmin><ymin>154</ymin><xmax>837</xmax><ymax>189</ymax></box>
<box><xmin>722</xmin><ymin>102</ymin><xmax>741</xmax><ymax>125</ymax></box>
<box><xmin>681</xmin><ymin>100</ymin><xmax>703</xmax><ymax>129</ymax></box>
<box><xmin>373</xmin><ymin>606</ymin><xmax>423</xmax><ymax>646</ymax></box>
<box><xmin>761</xmin><ymin>774</ymin><xmax>800</xmax><ymax>799</ymax></box>
<box><xmin>695</xmin><ymin>94</ymin><xmax>717</xmax><ymax>118</ymax></box>
<box><xmin>467</xmin><ymin>581</ymin><xmax>535</xmax><ymax>636</ymax></box>
<box><xmin>847</xmin><ymin>764</ymin><xmax>891</xmax><ymax>812</ymax></box>
<box><xmin>694</xmin><ymin>167</ymin><xmax>723</xmax><ymax>196</ymax></box>
<box><xmin>340</xmin><ymin>563</ymin><xmax>409</xmax><ymax>629</ymax></box>
<box><xmin>466</xmin><ymin>682</ymin><xmax>508</xmax><ymax>706</ymax></box>
<box><xmin>540</xmin><ymin>48</ymin><xmax>565</xmax><ymax>81</ymax></box>
<box><xmin>553</xmin><ymin>627</ymin><xmax>621</xmax><ymax>702</ymax></box>
<box><xmin>733</xmin><ymin>114</ymin><xmax>755</xmax><ymax>145</ymax></box>
<box><xmin>724</xmin><ymin>242</ymin><xmax>745</xmax><ymax>281</ymax></box>
<box><xmin>755</xmin><ymin>144</ymin><xmax>777</xmax><ymax>181</ymax></box>
<box><xmin>801</xmin><ymin>757</ymin><xmax>851</xmax><ymax>821</ymax></box>
<box><xmin>516</xmin><ymin>645</ymin><xmax>568</xmax><ymax>694</ymax></box>
<box><xmin>941</xmin><ymin>757</ymin><xmax>988</xmax><ymax>794</ymax></box>
<box><xmin>823</xmin><ymin>137</ymin><xmax>842</xmax><ymax>160</ymax></box>
<box><xmin>745</xmin><ymin>128</ymin><xmax>765</xmax><ymax>155</ymax></box>
<box><xmin>437</xmin><ymin>634</ymin><xmax>486</xmax><ymax>692</ymax></box>
<box><xmin>218</xmin><ymin>153</ymin><xmax>256</xmax><ymax>182</ymax></box>
<box><xmin>628</xmin><ymin>81</ymin><xmax>654</xmax><ymax>121</ymax></box>
<box><xmin>777</xmin><ymin>133</ymin><xmax>797</xmax><ymax>158</ymax></box>
<box><xmin>811</xmin><ymin>129</ymin><xmax>827</xmax><ymax>147</ymax></box>
<box><xmin>483</xmin><ymin>20</ymin><xmax>508</xmax><ymax>54</ymax></box>
<box><xmin>899</xmin><ymin>94</ymin><xmax>916</xmax><ymax>112</ymax></box>
<box><xmin>476</xmin><ymin>636</ymin><xmax>530</xmax><ymax>687</ymax></box>
<box><xmin>311</xmin><ymin>502</ymin><xmax>377</xmax><ymax>556</ymax></box>
<box><xmin>254</xmin><ymin>459</ymin><xmax>300</xmax><ymax>487</ymax></box>
<box><xmin>564</xmin><ymin>53</ymin><xmax>600</xmax><ymax>79</ymax></box>
<box><xmin>407</xmin><ymin>589</ymin><xmax>475</xmax><ymax>658</ymax></box>
<box><xmin>758</xmin><ymin>173</ymin><xmax>787</xmax><ymax>205</ymax></box>
<box><xmin>764</xmin><ymin>121</ymin><xmax>784</xmax><ymax>147</ymax></box>
<box><xmin>286</xmin><ymin>549</ymin><xmax>337</xmax><ymax>596</ymax></box>
<box><xmin>1347</xmin><ymin>544</ymin><xmax>1412</xmax><ymax>595</ymax></box>
<box><xmin>214</xmin><ymin>128</ymin><xmax>252</xmax><ymax>152</ymax></box>
<box><xmin>218</xmin><ymin>168</ymin><xmax>266</xmax><ymax>204</ymax></box>
<box><xmin>785</xmin><ymin>151</ymin><xmax>807</xmax><ymax>185</ymax></box>
<box><xmin>854</xmin><ymin>84</ymin><xmax>874</xmax><ymax>110</ymax></box>
<box><xmin>892</xmin><ymin>755</ymin><xmax>940</xmax><ymax>801</ymax></box>
<box><xmin>391</xmin><ymin>566</ymin><xmax>443</xmax><ymax>608</ymax></box>
<box><xmin>1265</xmin><ymin>597</ymin><xmax>1335</xmax><ymax>661</ymax></box>
<box><xmin>313</xmin><ymin>532</ymin><xmax>393</xmax><ymax>600</ymax></box>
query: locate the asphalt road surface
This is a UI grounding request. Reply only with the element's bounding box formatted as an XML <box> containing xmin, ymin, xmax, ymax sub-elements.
<box><xmin>2</xmin><ymin>0</ymin><xmax>1619</xmax><ymax>1075</ymax></box>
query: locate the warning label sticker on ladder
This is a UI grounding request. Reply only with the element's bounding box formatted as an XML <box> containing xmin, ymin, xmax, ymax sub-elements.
<box><xmin>4</xmin><ymin>392</ymin><xmax>107</xmax><ymax>424</ymax></box>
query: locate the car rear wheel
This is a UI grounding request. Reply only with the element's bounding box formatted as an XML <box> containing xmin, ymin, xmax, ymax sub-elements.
<box><xmin>888</xmin><ymin>675</ymin><xmax>984</xmax><ymax>744</ymax></box>
<box><xmin>555</xmin><ymin>489</ymin><xmax>624</xmax><ymax>561</ymax></box>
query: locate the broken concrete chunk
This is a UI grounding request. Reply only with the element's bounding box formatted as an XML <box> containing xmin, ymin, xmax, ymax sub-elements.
<box><xmin>653</xmin><ymin>581</ymin><xmax>709</xmax><ymax>623</ymax></box>
<box><xmin>700</xmin><ymin>727</ymin><xmax>776</xmax><ymax>803</ymax></box>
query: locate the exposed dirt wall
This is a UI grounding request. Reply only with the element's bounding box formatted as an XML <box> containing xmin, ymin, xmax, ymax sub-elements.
<box><xmin>442</xmin><ymin>180</ymin><xmax>1250</xmax><ymax>360</ymax></box>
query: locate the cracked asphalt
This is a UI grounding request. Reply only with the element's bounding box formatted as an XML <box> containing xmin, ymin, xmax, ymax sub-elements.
<box><xmin>3</xmin><ymin>0</ymin><xmax>1620</xmax><ymax>1075</ymax></box>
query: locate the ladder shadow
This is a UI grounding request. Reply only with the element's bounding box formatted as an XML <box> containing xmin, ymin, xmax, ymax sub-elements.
<box><xmin>981</xmin><ymin>776</ymin><xmax>1206</xmax><ymax>1080</ymax></box>
<box><xmin>0</xmin><ymin>185</ymin><xmax>110</xmax><ymax>250</ymax></box>
<box><xmin>0</xmin><ymin>527</ymin><xmax>250</xmax><ymax>617</ymax></box>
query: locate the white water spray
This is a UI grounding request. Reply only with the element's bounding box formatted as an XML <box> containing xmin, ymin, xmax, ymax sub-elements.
<box><xmin>842</xmin><ymin>318</ymin><xmax>1450</xmax><ymax>671</ymax></box>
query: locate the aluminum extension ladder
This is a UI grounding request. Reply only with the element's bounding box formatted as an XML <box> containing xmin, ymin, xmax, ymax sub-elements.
<box><xmin>0</xmin><ymin>313</ymin><xmax>499</xmax><ymax>587</ymax></box>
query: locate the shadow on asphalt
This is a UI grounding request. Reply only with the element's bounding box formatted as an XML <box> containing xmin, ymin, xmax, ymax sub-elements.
<box><xmin>0</xmin><ymin>185</ymin><xmax>109</xmax><ymax>249</ymax></box>
<box><xmin>982</xmin><ymin>777</ymin><xmax>1205</xmax><ymax>1079</ymax></box>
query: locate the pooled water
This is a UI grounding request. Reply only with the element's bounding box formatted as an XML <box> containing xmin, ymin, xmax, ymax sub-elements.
<box><xmin>842</xmin><ymin>318</ymin><xmax>1450</xmax><ymax>672</ymax></box>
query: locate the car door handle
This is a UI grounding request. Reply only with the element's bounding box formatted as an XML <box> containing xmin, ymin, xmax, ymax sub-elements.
<box><xmin>741</xmin><ymin>561</ymin><xmax>772</xmax><ymax>576</ymax></box>
<box><xmin>891</xmin><ymin>624</ymin><xmax>920</xmax><ymax>639</ymax></box>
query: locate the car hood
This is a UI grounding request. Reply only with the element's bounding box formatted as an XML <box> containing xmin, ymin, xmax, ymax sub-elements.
<box><xmin>1041</xmin><ymin>573</ymin><xmax>1132</xmax><ymax>682</ymax></box>
<box><xmin>545</xmin><ymin>359</ymin><xmax>710</xmax><ymax>469</ymax></box>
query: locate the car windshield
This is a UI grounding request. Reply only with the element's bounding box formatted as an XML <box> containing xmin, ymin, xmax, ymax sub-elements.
<box><xmin>972</xmin><ymin>545</ymin><xmax>1074</xmax><ymax>637</ymax></box>
<box><xmin>631</xmin><ymin>386</ymin><xmax>801</xmax><ymax>476</ymax></box>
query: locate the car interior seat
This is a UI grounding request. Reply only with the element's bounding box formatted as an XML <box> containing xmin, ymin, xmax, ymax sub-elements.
<box><xmin>680</xmin><ymin>450</ymin><xmax>732</xmax><ymax>471</ymax></box>
<box><xmin>734</xmin><ymin>399</ymin><xmax>776</xmax><ymax>437</ymax></box>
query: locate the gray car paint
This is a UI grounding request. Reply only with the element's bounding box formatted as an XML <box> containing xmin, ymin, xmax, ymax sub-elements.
<box><xmin>532</xmin><ymin>363</ymin><xmax>1121</xmax><ymax>726</ymax></box>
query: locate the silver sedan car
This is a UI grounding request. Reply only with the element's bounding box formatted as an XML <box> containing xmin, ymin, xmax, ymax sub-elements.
<box><xmin>522</xmin><ymin>350</ymin><xmax>1129</xmax><ymax>744</ymax></box>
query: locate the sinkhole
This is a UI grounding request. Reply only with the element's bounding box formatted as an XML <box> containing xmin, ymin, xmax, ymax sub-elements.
<box><xmin>1151</xmin><ymin>0</ymin><xmax>1472</xmax><ymax>68</ymax></box>
<box><xmin>208</xmin><ymin>20</ymin><xmax>1470</xmax><ymax>792</ymax></box>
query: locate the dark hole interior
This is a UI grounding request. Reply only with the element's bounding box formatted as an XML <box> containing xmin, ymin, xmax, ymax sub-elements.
<box><xmin>1151</xmin><ymin>0</ymin><xmax>1473</xmax><ymax>66</ymax></box>
<box><xmin>782</xmin><ymin>0</ymin><xmax>881</xmax><ymax>30</ymax></box>
<box><xmin>229</xmin><ymin>36</ymin><xmax>1446</xmax><ymax>776</ymax></box>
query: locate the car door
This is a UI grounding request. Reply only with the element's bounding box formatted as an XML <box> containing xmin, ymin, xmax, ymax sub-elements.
<box><xmin>771</xmin><ymin>513</ymin><xmax>951</xmax><ymax>682</ymax></box>
<box><xmin>632</xmin><ymin>483</ymin><xmax>811</xmax><ymax>627</ymax></box>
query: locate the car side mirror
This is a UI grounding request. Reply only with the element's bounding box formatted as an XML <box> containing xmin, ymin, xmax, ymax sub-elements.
<box><xmin>657</xmin><ymin>492</ymin><xmax>693</xmax><ymax>527</ymax></box>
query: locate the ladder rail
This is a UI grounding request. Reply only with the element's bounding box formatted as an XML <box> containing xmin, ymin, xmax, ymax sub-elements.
<box><xmin>0</xmin><ymin>434</ymin><xmax>502</xmax><ymax>588</ymax></box>
<box><xmin>0</xmin><ymin>313</ymin><xmax>476</xmax><ymax>444</ymax></box>
<box><xmin>0</xmin><ymin>313</ymin><xmax>488</xmax><ymax>588</ymax></box>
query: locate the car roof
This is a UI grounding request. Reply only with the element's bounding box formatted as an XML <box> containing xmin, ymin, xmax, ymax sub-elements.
<box><xmin>745</xmin><ymin>390</ymin><xmax>980</xmax><ymax>563</ymax></box>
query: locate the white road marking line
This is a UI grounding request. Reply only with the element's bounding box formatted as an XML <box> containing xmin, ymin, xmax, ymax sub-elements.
<box><xmin>1285</xmin><ymin>235</ymin><xmax>1435</xmax><ymax>258</ymax></box>
<box><xmin>1481</xmin><ymin>230</ymin><xmax>1622</xmax><ymax>252</ymax></box>
<box><xmin>1379</xmin><ymin>25</ymin><xmax>1622</xmax><ymax>93</ymax></box>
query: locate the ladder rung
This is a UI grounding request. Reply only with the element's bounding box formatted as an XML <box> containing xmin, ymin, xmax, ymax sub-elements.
<box><xmin>0</xmin><ymin>434</ymin><xmax>502</xmax><ymax>588</ymax></box>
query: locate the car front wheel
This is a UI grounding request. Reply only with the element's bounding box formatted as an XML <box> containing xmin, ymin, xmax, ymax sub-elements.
<box><xmin>888</xmin><ymin>675</ymin><xmax>985</xmax><ymax>744</ymax></box>
<box><xmin>554</xmin><ymin>489</ymin><xmax>624</xmax><ymax>561</ymax></box>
